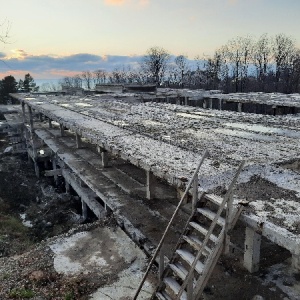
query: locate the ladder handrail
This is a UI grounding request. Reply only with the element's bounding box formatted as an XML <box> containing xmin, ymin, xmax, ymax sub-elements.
<box><xmin>133</xmin><ymin>150</ymin><xmax>208</xmax><ymax>300</ymax></box>
<box><xmin>175</xmin><ymin>161</ymin><xmax>245</xmax><ymax>299</ymax></box>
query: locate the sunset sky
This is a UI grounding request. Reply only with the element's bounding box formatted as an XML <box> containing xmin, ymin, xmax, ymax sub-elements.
<box><xmin>0</xmin><ymin>0</ymin><xmax>299</xmax><ymax>82</ymax></box>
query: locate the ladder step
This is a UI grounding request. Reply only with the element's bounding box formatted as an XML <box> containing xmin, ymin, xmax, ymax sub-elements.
<box><xmin>163</xmin><ymin>277</ymin><xmax>187</xmax><ymax>300</ymax></box>
<box><xmin>156</xmin><ymin>291</ymin><xmax>172</xmax><ymax>300</ymax></box>
<box><xmin>204</xmin><ymin>193</ymin><xmax>225</xmax><ymax>207</ymax></box>
<box><xmin>176</xmin><ymin>249</ymin><xmax>204</xmax><ymax>274</ymax></box>
<box><xmin>169</xmin><ymin>263</ymin><xmax>189</xmax><ymax>281</ymax></box>
<box><xmin>183</xmin><ymin>235</ymin><xmax>212</xmax><ymax>255</ymax></box>
<box><xmin>197</xmin><ymin>207</ymin><xmax>225</xmax><ymax>226</ymax></box>
<box><xmin>189</xmin><ymin>222</ymin><xmax>218</xmax><ymax>243</ymax></box>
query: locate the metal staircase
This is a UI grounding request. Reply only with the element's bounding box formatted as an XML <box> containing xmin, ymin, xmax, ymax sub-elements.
<box><xmin>133</xmin><ymin>152</ymin><xmax>245</xmax><ymax>300</ymax></box>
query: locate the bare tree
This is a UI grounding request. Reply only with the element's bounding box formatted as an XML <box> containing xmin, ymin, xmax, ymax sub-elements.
<box><xmin>253</xmin><ymin>33</ymin><xmax>271</xmax><ymax>91</ymax></box>
<box><xmin>174</xmin><ymin>55</ymin><xmax>189</xmax><ymax>88</ymax></box>
<box><xmin>141</xmin><ymin>47</ymin><xmax>170</xmax><ymax>85</ymax></box>
<box><xmin>81</xmin><ymin>71</ymin><xmax>93</xmax><ymax>89</ymax></box>
<box><xmin>272</xmin><ymin>33</ymin><xmax>296</xmax><ymax>91</ymax></box>
<box><xmin>0</xmin><ymin>20</ymin><xmax>10</xmax><ymax>44</ymax></box>
<box><xmin>93</xmin><ymin>69</ymin><xmax>107</xmax><ymax>85</ymax></box>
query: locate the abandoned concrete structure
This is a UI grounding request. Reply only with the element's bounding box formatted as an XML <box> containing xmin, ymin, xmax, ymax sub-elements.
<box><xmin>3</xmin><ymin>88</ymin><xmax>300</xmax><ymax>299</ymax></box>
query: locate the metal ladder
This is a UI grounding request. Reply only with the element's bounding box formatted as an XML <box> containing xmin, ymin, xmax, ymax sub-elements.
<box><xmin>154</xmin><ymin>162</ymin><xmax>245</xmax><ymax>300</ymax></box>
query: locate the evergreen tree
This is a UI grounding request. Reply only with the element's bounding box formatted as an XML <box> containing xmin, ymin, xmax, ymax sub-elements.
<box><xmin>0</xmin><ymin>75</ymin><xmax>17</xmax><ymax>104</ymax></box>
<box><xmin>20</xmin><ymin>73</ymin><xmax>39</xmax><ymax>92</ymax></box>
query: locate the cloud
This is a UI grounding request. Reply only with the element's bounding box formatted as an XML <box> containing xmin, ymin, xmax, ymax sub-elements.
<box><xmin>0</xmin><ymin>51</ymin><xmax>144</xmax><ymax>80</ymax></box>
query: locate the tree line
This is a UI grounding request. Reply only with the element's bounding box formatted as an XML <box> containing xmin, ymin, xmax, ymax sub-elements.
<box><xmin>0</xmin><ymin>74</ymin><xmax>38</xmax><ymax>104</ymax></box>
<box><xmin>57</xmin><ymin>33</ymin><xmax>300</xmax><ymax>94</ymax></box>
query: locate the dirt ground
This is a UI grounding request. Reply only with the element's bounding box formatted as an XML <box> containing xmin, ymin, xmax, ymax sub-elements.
<box><xmin>0</xmin><ymin>128</ymin><xmax>299</xmax><ymax>299</ymax></box>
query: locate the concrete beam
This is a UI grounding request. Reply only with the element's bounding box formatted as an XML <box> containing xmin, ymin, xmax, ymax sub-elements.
<box><xmin>82</xmin><ymin>200</ymin><xmax>88</xmax><ymax>220</ymax></box>
<box><xmin>44</xmin><ymin>169</ymin><xmax>62</xmax><ymax>177</ymax></box>
<box><xmin>243</xmin><ymin>227</ymin><xmax>262</xmax><ymax>273</ymax></box>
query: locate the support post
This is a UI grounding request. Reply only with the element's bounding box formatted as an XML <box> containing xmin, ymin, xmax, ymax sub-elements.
<box><xmin>21</xmin><ymin>102</ymin><xmax>30</xmax><ymax>161</ymax></box>
<box><xmin>65</xmin><ymin>181</ymin><xmax>70</xmax><ymax>194</ymax></box>
<box><xmin>76</xmin><ymin>132</ymin><xmax>82</xmax><ymax>149</ymax></box>
<box><xmin>243</xmin><ymin>227</ymin><xmax>261</xmax><ymax>273</ymax></box>
<box><xmin>48</xmin><ymin>119</ymin><xmax>52</xmax><ymax>129</ymax></box>
<box><xmin>292</xmin><ymin>254</ymin><xmax>300</xmax><ymax>271</ymax></box>
<box><xmin>28</xmin><ymin>105</ymin><xmax>34</xmax><ymax>133</ymax></box>
<box><xmin>52</xmin><ymin>158</ymin><xmax>58</xmax><ymax>185</ymax></box>
<box><xmin>146</xmin><ymin>170</ymin><xmax>155</xmax><ymax>200</ymax></box>
<box><xmin>219</xmin><ymin>99</ymin><xmax>222</xmax><ymax>110</ymax></box>
<box><xmin>238</xmin><ymin>102</ymin><xmax>243</xmax><ymax>113</ymax></box>
<box><xmin>60</xmin><ymin>124</ymin><xmax>64</xmax><ymax>137</ymax></box>
<box><xmin>82</xmin><ymin>200</ymin><xmax>88</xmax><ymax>220</ymax></box>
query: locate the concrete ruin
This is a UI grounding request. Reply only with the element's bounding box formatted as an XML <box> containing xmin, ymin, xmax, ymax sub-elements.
<box><xmin>3</xmin><ymin>88</ymin><xmax>300</xmax><ymax>298</ymax></box>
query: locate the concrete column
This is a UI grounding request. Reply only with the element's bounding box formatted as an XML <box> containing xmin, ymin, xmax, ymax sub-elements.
<box><xmin>146</xmin><ymin>170</ymin><xmax>156</xmax><ymax>200</ymax></box>
<box><xmin>21</xmin><ymin>102</ymin><xmax>30</xmax><ymax>161</ymax></box>
<box><xmin>39</xmin><ymin>113</ymin><xmax>43</xmax><ymax>122</ymax></box>
<box><xmin>203</xmin><ymin>99</ymin><xmax>207</xmax><ymax>109</ymax></box>
<box><xmin>219</xmin><ymin>99</ymin><xmax>222</xmax><ymax>110</ymax></box>
<box><xmin>209</xmin><ymin>99</ymin><xmax>213</xmax><ymax>109</ymax></box>
<box><xmin>82</xmin><ymin>200</ymin><xmax>88</xmax><ymax>220</ymax></box>
<box><xmin>243</xmin><ymin>227</ymin><xmax>262</xmax><ymax>273</ymax></box>
<box><xmin>48</xmin><ymin>119</ymin><xmax>52</xmax><ymax>129</ymax></box>
<box><xmin>65</xmin><ymin>181</ymin><xmax>70</xmax><ymax>194</ymax></box>
<box><xmin>101</xmin><ymin>150</ymin><xmax>109</xmax><ymax>168</ymax></box>
<box><xmin>185</xmin><ymin>97</ymin><xmax>188</xmax><ymax>106</ymax></box>
<box><xmin>60</xmin><ymin>124</ymin><xmax>64</xmax><ymax>136</ymax></box>
<box><xmin>52</xmin><ymin>159</ymin><xmax>58</xmax><ymax>185</ymax></box>
<box><xmin>96</xmin><ymin>145</ymin><xmax>109</xmax><ymax>167</ymax></box>
<box><xmin>238</xmin><ymin>102</ymin><xmax>243</xmax><ymax>113</ymax></box>
<box><xmin>292</xmin><ymin>254</ymin><xmax>300</xmax><ymax>271</ymax></box>
<box><xmin>76</xmin><ymin>132</ymin><xmax>82</xmax><ymax>149</ymax></box>
<box><xmin>28</xmin><ymin>105</ymin><xmax>34</xmax><ymax>133</ymax></box>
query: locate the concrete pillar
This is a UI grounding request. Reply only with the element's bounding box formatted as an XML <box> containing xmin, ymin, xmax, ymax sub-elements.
<box><xmin>243</xmin><ymin>227</ymin><xmax>262</xmax><ymax>273</ymax></box>
<box><xmin>39</xmin><ymin>113</ymin><xmax>43</xmax><ymax>122</ymax></box>
<box><xmin>219</xmin><ymin>99</ymin><xmax>222</xmax><ymax>110</ymax></box>
<box><xmin>238</xmin><ymin>102</ymin><xmax>243</xmax><ymax>113</ymax></box>
<box><xmin>203</xmin><ymin>99</ymin><xmax>207</xmax><ymax>109</ymax></box>
<box><xmin>292</xmin><ymin>254</ymin><xmax>300</xmax><ymax>271</ymax></box>
<box><xmin>82</xmin><ymin>200</ymin><xmax>88</xmax><ymax>220</ymax></box>
<box><xmin>76</xmin><ymin>132</ymin><xmax>82</xmax><ymax>149</ymax></box>
<box><xmin>192</xmin><ymin>173</ymin><xmax>198</xmax><ymax>209</ymax></box>
<box><xmin>65</xmin><ymin>181</ymin><xmax>70</xmax><ymax>194</ymax></box>
<box><xmin>209</xmin><ymin>99</ymin><xmax>213</xmax><ymax>109</ymax></box>
<box><xmin>60</xmin><ymin>124</ymin><xmax>64</xmax><ymax>137</ymax></box>
<box><xmin>52</xmin><ymin>159</ymin><xmax>58</xmax><ymax>185</ymax></box>
<box><xmin>185</xmin><ymin>97</ymin><xmax>188</xmax><ymax>106</ymax></box>
<box><xmin>146</xmin><ymin>170</ymin><xmax>156</xmax><ymax>200</ymax></box>
<box><xmin>101</xmin><ymin>150</ymin><xmax>109</xmax><ymax>168</ymax></box>
<box><xmin>97</xmin><ymin>145</ymin><xmax>109</xmax><ymax>167</ymax></box>
<box><xmin>28</xmin><ymin>105</ymin><xmax>34</xmax><ymax>133</ymax></box>
<box><xmin>21</xmin><ymin>102</ymin><xmax>30</xmax><ymax>161</ymax></box>
<box><xmin>48</xmin><ymin>119</ymin><xmax>52</xmax><ymax>129</ymax></box>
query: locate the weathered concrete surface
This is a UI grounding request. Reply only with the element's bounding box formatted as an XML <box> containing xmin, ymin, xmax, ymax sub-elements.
<box><xmin>49</xmin><ymin>226</ymin><xmax>155</xmax><ymax>299</ymax></box>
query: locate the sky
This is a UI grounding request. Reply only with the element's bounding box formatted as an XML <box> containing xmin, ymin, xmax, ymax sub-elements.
<box><xmin>0</xmin><ymin>0</ymin><xmax>299</xmax><ymax>82</ymax></box>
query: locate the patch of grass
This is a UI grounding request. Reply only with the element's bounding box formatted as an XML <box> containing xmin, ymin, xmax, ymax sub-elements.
<box><xmin>64</xmin><ymin>291</ymin><xmax>75</xmax><ymax>300</ymax></box>
<box><xmin>9</xmin><ymin>288</ymin><xmax>35</xmax><ymax>298</ymax></box>
<box><xmin>0</xmin><ymin>214</ymin><xmax>28</xmax><ymax>236</ymax></box>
